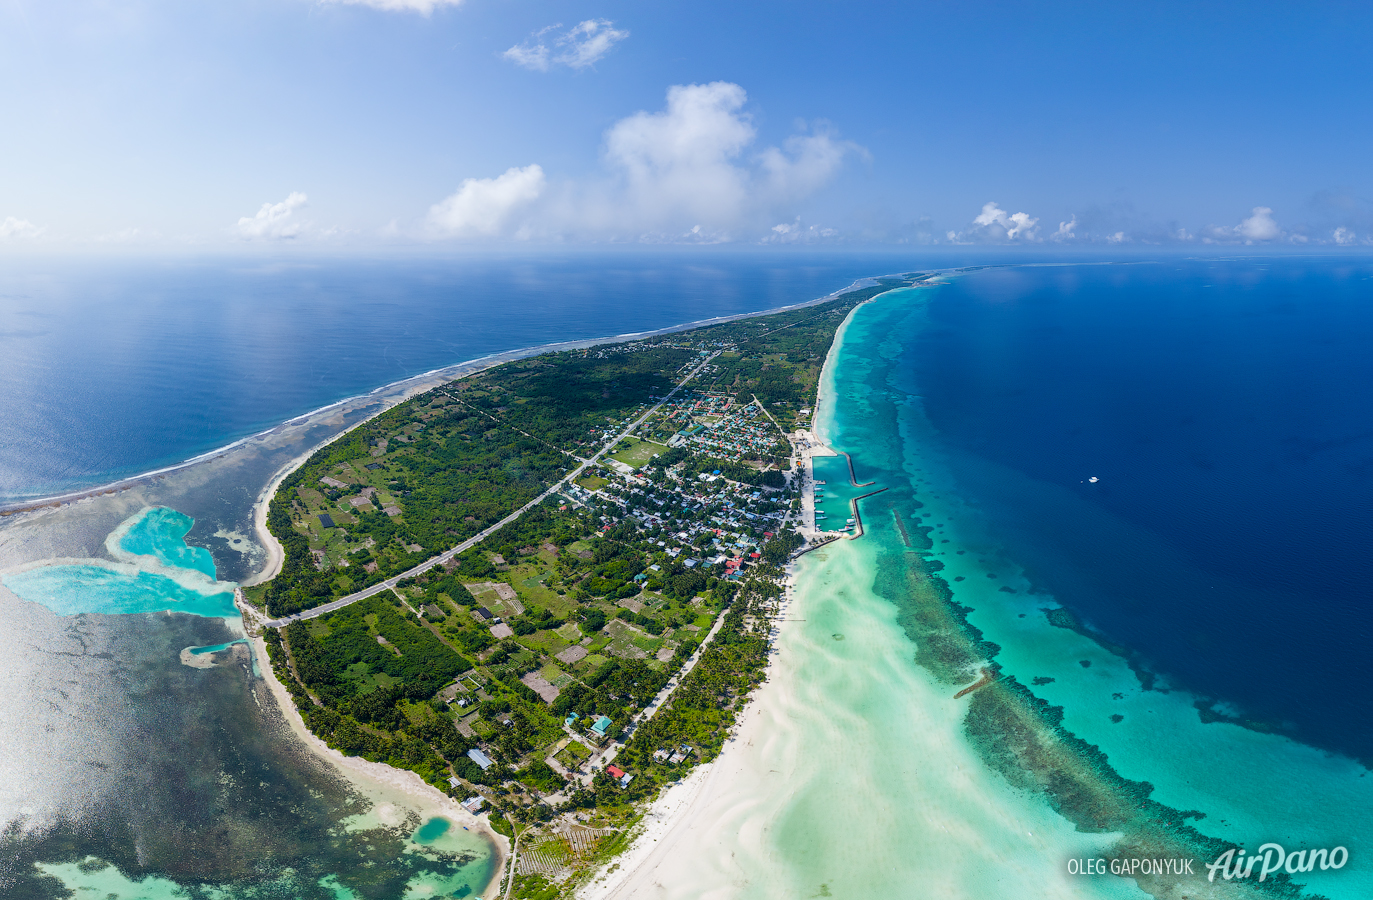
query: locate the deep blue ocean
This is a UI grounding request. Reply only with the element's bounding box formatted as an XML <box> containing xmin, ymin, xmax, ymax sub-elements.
<box><xmin>0</xmin><ymin>250</ymin><xmax>928</xmax><ymax>501</ymax></box>
<box><xmin>900</xmin><ymin>258</ymin><xmax>1373</xmax><ymax>763</ymax></box>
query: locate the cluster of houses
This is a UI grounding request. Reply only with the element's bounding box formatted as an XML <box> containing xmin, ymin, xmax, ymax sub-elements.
<box><xmin>669</xmin><ymin>403</ymin><xmax>787</xmax><ymax>463</ymax></box>
<box><xmin>570</xmin><ymin>463</ymin><xmax>791</xmax><ymax>580</ymax></box>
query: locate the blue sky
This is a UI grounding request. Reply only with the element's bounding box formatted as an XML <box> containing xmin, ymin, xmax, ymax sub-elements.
<box><xmin>4</xmin><ymin>0</ymin><xmax>1373</xmax><ymax>249</ymax></box>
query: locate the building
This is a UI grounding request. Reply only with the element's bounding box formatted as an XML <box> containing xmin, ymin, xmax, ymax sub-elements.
<box><xmin>461</xmin><ymin>796</ymin><xmax>485</xmax><ymax>813</ymax></box>
<box><xmin>591</xmin><ymin>715</ymin><xmax>613</xmax><ymax>738</ymax></box>
<box><xmin>467</xmin><ymin>748</ymin><xmax>494</xmax><ymax>770</ymax></box>
<box><xmin>318</xmin><ymin>513</ymin><xmax>335</xmax><ymax>529</ymax></box>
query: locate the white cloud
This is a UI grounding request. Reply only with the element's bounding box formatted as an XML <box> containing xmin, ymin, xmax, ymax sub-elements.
<box><xmin>962</xmin><ymin>201</ymin><xmax>1039</xmax><ymax>241</ymax></box>
<box><xmin>502</xmin><ymin>42</ymin><xmax>551</xmax><ymax>72</ymax></box>
<box><xmin>503</xmin><ymin>20</ymin><xmax>629</xmax><ymax>72</ymax></box>
<box><xmin>320</xmin><ymin>0</ymin><xmax>462</xmax><ymax>14</ymax></box>
<box><xmin>1237</xmin><ymin>206</ymin><xmax>1280</xmax><ymax>241</ymax></box>
<box><xmin>428</xmin><ymin>165</ymin><xmax>546</xmax><ymax>237</ymax></box>
<box><xmin>603</xmin><ymin>82</ymin><xmax>756</xmax><ymax>230</ymax></box>
<box><xmin>759</xmin><ymin>127</ymin><xmax>861</xmax><ymax>202</ymax></box>
<box><xmin>236</xmin><ymin>192</ymin><xmax>309</xmax><ymax>240</ymax></box>
<box><xmin>0</xmin><ymin>217</ymin><xmax>43</xmax><ymax>240</ymax></box>
<box><xmin>1203</xmin><ymin>206</ymin><xmax>1282</xmax><ymax>243</ymax></box>
<box><xmin>1051</xmin><ymin>215</ymin><xmax>1077</xmax><ymax>241</ymax></box>
<box><xmin>763</xmin><ymin>217</ymin><xmax>839</xmax><ymax>244</ymax></box>
<box><xmin>423</xmin><ymin>82</ymin><xmax>860</xmax><ymax>242</ymax></box>
<box><xmin>1333</xmin><ymin>226</ymin><xmax>1357</xmax><ymax>245</ymax></box>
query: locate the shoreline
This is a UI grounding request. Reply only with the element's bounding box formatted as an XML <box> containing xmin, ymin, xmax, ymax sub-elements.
<box><xmin>573</xmin><ymin>296</ymin><xmax>877</xmax><ymax>898</ymax></box>
<box><xmin>578</xmin><ymin>563</ymin><xmax>807</xmax><ymax>900</ymax></box>
<box><xmin>0</xmin><ymin>278</ymin><xmax>882</xmax><ymax>519</ymax></box>
<box><xmin>237</xmin><ymin>591</ymin><xmax>511</xmax><ymax>899</ymax></box>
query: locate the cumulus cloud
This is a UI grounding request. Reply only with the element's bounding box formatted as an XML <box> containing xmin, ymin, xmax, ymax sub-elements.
<box><xmin>0</xmin><ymin>217</ymin><xmax>43</xmax><ymax>240</ymax></box>
<box><xmin>953</xmin><ymin>202</ymin><xmax>1039</xmax><ymax>242</ymax></box>
<box><xmin>759</xmin><ymin>127</ymin><xmax>863</xmax><ymax>202</ymax></box>
<box><xmin>428</xmin><ymin>165</ymin><xmax>546</xmax><ymax>237</ymax></box>
<box><xmin>603</xmin><ymin>82</ymin><xmax>757</xmax><ymax>229</ymax></box>
<box><xmin>600</xmin><ymin>82</ymin><xmax>858</xmax><ymax>236</ymax></box>
<box><xmin>236</xmin><ymin>192</ymin><xmax>309</xmax><ymax>240</ymax></box>
<box><xmin>320</xmin><ymin>0</ymin><xmax>462</xmax><ymax>14</ymax></box>
<box><xmin>1051</xmin><ymin>215</ymin><xmax>1077</xmax><ymax>241</ymax></box>
<box><xmin>503</xmin><ymin>20</ymin><xmax>628</xmax><ymax>71</ymax></box>
<box><xmin>764</xmin><ymin>217</ymin><xmax>839</xmax><ymax>244</ymax></box>
<box><xmin>1237</xmin><ymin>206</ymin><xmax>1280</xmax><ymax>241</ymax></box>
<box><xmin>424</xmin><ymin>82</ymin><xmax>861</xmax><ymax>242</ymax></box>
<box><xmin>1202</xmin><ymin>206</ymin><xmax>1282</xmax><ymax>243</ymax></box>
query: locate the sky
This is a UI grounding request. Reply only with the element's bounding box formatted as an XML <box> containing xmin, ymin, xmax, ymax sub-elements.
<box><xmin>4</xmin><ymin>0</ymin><xmax>1373</xmax><ymax>250</ymax></box>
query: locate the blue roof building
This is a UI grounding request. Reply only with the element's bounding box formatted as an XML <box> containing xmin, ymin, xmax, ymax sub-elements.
<box><xmin>467</xmin><ymin>748</ymin><xmax>494</xmax><ymax>770</ymax></box>
<box><xmin>591</xmin><ymin>715</ymin><xmax>613</xmax><ymax>737</ymax></box>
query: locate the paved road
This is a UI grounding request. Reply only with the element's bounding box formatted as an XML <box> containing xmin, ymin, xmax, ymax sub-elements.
<box><xmin>263</xmin><ymin>352</ymin><xmax>719</xmax><ymax>628</ymax></box>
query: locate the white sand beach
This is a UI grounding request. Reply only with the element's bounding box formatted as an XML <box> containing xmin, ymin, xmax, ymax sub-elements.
<box><xmin>575</xmin><ymin>539</ymin><xmax>1142</xmax><ymax>900</ymax></box>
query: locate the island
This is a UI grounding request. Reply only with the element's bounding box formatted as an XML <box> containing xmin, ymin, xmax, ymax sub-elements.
<box><xmin>240</xmin><ymin>277</ymin><xmax>920</xmax><ymax>897</ymax></box>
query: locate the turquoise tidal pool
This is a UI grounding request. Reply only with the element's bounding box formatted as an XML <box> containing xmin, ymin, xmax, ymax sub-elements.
<box><xmin>1</xmin><ymin>507</ymin><xmax>237</xmax><ymax>618</ymax></box>
<box><xmin>118</xmin><ymin>506</ymin><xmax>220</xmax><ymax>578</ymax></box>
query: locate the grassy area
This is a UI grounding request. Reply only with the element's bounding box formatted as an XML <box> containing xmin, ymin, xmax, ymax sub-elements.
<box><xmin>608</xmin><ymin>437</ymin><xmax>666</xmax><ymax>469</ymax></box>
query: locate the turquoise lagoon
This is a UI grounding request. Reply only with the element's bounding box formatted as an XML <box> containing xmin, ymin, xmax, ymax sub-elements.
<box><xmin>1</xmin><ymin>507</ymin><xmax>237</xmax><ymax>619</ymax></box>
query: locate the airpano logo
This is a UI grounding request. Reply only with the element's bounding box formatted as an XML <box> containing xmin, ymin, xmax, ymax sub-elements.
<box><xmin>1206</xmin><ymin>844</ymin><xmax>1348</xmax><ymax>882</ymax></box>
